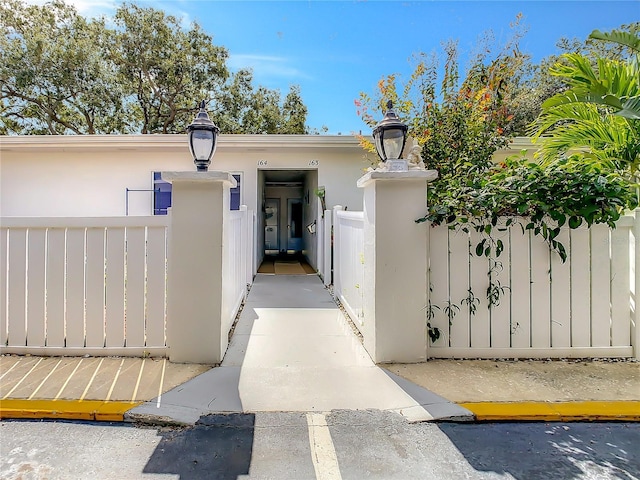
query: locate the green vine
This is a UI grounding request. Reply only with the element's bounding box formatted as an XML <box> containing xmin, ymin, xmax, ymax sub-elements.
<box><xmin>460</xmin><ymin>288</ymin><xmax>480</xmax><ymax>316</ymax></box>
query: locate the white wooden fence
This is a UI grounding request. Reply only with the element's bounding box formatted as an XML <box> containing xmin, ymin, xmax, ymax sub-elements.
<box><xmin>222</xmin><ymin>206</ymin><xmax>253</xmax><ymax>337</ymax></box>
<box><xmin>332</xmin><ymin>210</ymin><xmax>640</xmax><ymax>359</ymax></box>
<box><xmin>0</xmin><ymin>216</ymin><xmax>169</xmax><ymax>357</ymax></box>
<box><xmin>0</xmin><ymin>207</ymin><xmax>255</xmax><ymax>359</ymax></box>
<box><xmin>333</xmin><ymin>207</ymin><xmax>366</xmax><ymax>327</ymax></box>
<box><xmin>428</xmin><ymin>216</ymin><xmax>638</xmax><ymax>358</ymax></box>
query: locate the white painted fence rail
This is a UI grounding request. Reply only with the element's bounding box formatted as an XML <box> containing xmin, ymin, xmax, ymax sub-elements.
<box><xmin>332</xmin><ymin>210</ymin><xmax>639</xmax><ymax>359</ymax></box>
<box><xmin>333</xmin><ymin>208</ymin><xmax>366</xmax><ymax>330</ymax></box>
<box><xmin>427</xmin><ymin>214</ymin><xmax>639</xmax><ymax>359</ymax></box>
<box><xmin>222</xmin><ymin>206</ymin><xmax>251</xmax><ymax>338</ymax></box>
<box><xmin>0</xmin><ymin>216</ymin><xmax>169</xmax><ymax>357</ymax></box>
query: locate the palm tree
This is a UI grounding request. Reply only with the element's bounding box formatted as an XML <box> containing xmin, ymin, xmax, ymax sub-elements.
<box><xmin>530</xmin><ymin>28</ymin><xmax>639</xmax><ymax>176</ymax></box>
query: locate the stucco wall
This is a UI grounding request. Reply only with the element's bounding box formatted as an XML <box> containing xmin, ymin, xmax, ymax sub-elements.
<box><xmin>0</xmin><ymin>135</ymin><xmax>370</xmax><ymax>218</ymax></box>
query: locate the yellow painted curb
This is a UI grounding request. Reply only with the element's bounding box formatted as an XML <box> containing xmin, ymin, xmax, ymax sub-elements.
<box><xmin>0</xmin><ymin>399</ymin><xmax>142</xmax><ymax>422</ymax></box>
<box><xmin>460</xmin><ymin>401</ymin><xmax>640</xmax><ymax>422</ymax></box>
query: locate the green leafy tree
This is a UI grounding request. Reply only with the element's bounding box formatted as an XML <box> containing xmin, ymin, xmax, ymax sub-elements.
<box><xmin>111</xmin><ymin>3</ymin><xmax>229</xmax><ymax>134</ymax></box>
<box><xmin>0</xmin><ymin>0</ymin><xmax>309</xmax><ymax>134</ymax></box>
<box><xmin>0</xmin><ymin>0</ymin><xmax>126</xmax><ymax>134</ymax></box>
<box><xmin>281</xmin><ymin>85</ymin><xmax>308</xmax><ymax>134</ymax></box>
<box><xmin>212</xmin><ymin>69</ymin><xmax>308</xmax><ymax>134</ymax></box>
<box><xmin>506</xmin><ymin>22</ymin><xmax>639</xmax><ymax>136</ymax></box>
<box><xmin>356</xmin><ymin>19</ymin><xmax>636</xmax><ymax>263</ymax></box>
<box><xmin>356</xmin><ymin>19</ymin><xmax>527</xmax><ymax>181</ymax></box>
<box><xmin>530</xmin><ymin>27</ymin><xmax>640</xmax><ymax>176</ymax></box>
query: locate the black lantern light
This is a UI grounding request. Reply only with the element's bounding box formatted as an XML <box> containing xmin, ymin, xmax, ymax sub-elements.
<box><xmin>187</xmin><ymin>100</ymin><xmax>220</xmax><ymax>172</ymax></box>
<box><xmin>372</xmin><ymin>100</ymin><xmax>408</xmax><ymax>162</ymax></box>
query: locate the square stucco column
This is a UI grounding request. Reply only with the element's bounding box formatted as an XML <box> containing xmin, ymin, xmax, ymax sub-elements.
<box><xmin>357</xmin><ymin>170</ymin><xmax>438</xmax><ymax>363</ymax></box>
<box><xmin>162</xmin><ymin>171</ymin><xmax>237</xmax><ymax>364</ymax></box>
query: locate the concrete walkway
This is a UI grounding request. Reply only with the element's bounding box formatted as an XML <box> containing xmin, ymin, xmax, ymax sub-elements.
<box><xmin>129</xmin><ymin>274</ymin><xmax>472</xmax><ymax>424</ymax></box>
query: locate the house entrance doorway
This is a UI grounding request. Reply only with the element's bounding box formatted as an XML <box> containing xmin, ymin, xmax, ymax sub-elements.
<box><xmin>257</xmin><ymin>169</ymin><xmax>319</xmax><ymax>274</ymax></box>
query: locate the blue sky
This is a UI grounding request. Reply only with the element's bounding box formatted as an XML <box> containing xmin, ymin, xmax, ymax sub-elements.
<box><xmin>31</xmin><ymin>0</ymin><xmax>638</xmax><ymax>134</ymax></box>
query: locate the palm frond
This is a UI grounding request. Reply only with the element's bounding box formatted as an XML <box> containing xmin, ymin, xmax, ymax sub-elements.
<box><xmin>532</xmin><ymin>102</ymin><xmax>634</xmax><ymax>170</ymax></box>
<box><xmin>617</xmin><ymin>95</ymin><xmax>640</xmax><ymax>119</ymax></box>
<box><xmin>589</xmin><ymin>29</ymin><xmax>640</xmax><ymax>54</ymax></box>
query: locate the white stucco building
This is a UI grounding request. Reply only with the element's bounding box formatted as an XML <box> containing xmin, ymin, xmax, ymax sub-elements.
<box><xmin>0</xmin><ymin>134</ymin><xmax>535</xmax><ymax>271</ymax></box>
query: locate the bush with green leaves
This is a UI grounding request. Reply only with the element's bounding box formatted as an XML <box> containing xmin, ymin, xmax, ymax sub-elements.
<box><xmin>421</xmin><ymin>153</ymin><xmax>638</xmax><ymax>262</ymax></box>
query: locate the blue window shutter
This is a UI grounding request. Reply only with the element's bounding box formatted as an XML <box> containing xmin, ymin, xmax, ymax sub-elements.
<box><xmin>230</xmin><ymin>174</ymin><xmax>241</xmax><ymax>211</ymax></box>
<box><xmin>153</xmin><ymin>171</ymin><xmax>172</xmax><ymax>215</ymax></box>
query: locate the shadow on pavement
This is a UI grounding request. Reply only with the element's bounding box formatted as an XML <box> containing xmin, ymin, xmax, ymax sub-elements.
<box><xmin>143</xmin><ymin>413</ymin><xmax>255</xmax><ymax>480</ymax></box>
<box><xmin>438</xmin><ymin>422</ymin><xmax>640</xmax><ymax>480</ymax></box>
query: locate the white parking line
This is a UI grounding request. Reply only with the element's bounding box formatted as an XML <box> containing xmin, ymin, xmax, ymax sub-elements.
<box><xmin>2</xmin><ymin>358</ymin><xmax>43</xmax><ymax>399</ymax></box>
<box><xmin>156</xmin><ymin>359</ymin><xmax>166</xmax><ymax>408</ymax></box>
<box><xmin>306</xmin><ymin>413</ymin><xmax>342</xmax><ymax>480</ymax></box>
<box><xmin>29</xmin><ymin>358</ymin><xmax>63</xmax><ymax>400</ymax></box>
<box><xmin>130</xmin><ymin>359</ymin><xmax>146</xmax><ymax>403</ymax></box>
<box><xmin>55</xmin><ymin>359</ymin><xmax>83</xmax><ymax>400</ymax></box>
<box><xmin>105</xmin><ymin>358</ymin><xmax>125</xmax><ymax>402</ymax></box>
<box><xmin>80</xmin><ymin>358</ymin><xmax>104</xmax><ymax>401</ymax></box>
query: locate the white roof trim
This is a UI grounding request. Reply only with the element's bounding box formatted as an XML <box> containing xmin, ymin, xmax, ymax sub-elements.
<box><xmin>0</xmin><ymin>134</ymin><xmax>365</xmax><ymax>152</ymax></box>
<box><xmin>0</xmin><ymin>134</ymin><xmax>537</xmax><ymax>152</ymax></box>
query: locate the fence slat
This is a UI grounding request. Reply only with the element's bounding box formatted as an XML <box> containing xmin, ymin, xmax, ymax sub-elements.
<box><xmin>145</xmin><ymin>227</ymin><xmax>166</xmax><ymax>348</ymax></box>
<box><xmin>26</xmin><ymin>229</ymin><xmax>46</xmax><ymax>346</ymax></box>
<box><xmin>125</xmin><ymin>227</ymin><xmax>146</xmax><ymax>347</ymax></box>
<box><xmin>105</xmin><ymin>228</ymin><xmax>126</xmax><ymax>347</ymax></box>
<box><xmin>7</xmin><ymin>229</ymin><xmax>27</xmax><ymax>346</ymax></box>
<box><xmin>333</xmin><ymin>207</ymin><xmax>343</xmax><ymax>298</ymax></box>
<box><xmin>591</xmin><ymin>224</ymin><xmax>611</xmax><ymax>347</ymax></box>
<box><xmin>551</xmin><ymin>228</ymin><xmax>571</xmax><ymax>348</ymax></box>
<box><xmin>85</xmin><ymin>228</ymin><xmax>105</xmax><ymax>348</ymax></box>
<box><xmin>530</xmin><ymin>234</ymin><xmax>551</xmax><ymax>348</ymax></box>
<box><xmin>489</xmin><ymin>224</ymin><xmax>510</xmax><ymax>348</ymax></box>
<box><xmin>570</xmin><ymin>226</ymin><xmax>591</xmax><ymax>347</ymax></box>
<box><xmin>449</xmin><ymin>230</ymin><xmax>470</xmax><ymax>348</ymax></box>
<box><xmin>428</xmin><ymin>225</ymin><xmax>450</xmax><ymax>347</ymax></box>
<box><xmin>635</xmin><ymin>211</ymin><xmax>640</xmax><ymax>360</ymax></box>
<box><xmin>510</xmin><ymin>228</ymin><xmax>531</xmax><ymax>348</ymax></box>
<box><xmin>323</xmin><ymin>212</ymin><xmax>332</xmax><ymax>286</ymax></box>
<box><xmin>46</xmin><ymin>229</ymin><xmax>65</xmax><ymax>347</ymax></box>
<box><xmin>65</xmin><ymin>228</ymin><xmax>86</xmax><ymax>348</ymax></box>
<box><xmin>611</xmin><ymin>227</ymin><xmax>631</xmax><ymax>346</ymax></box>
<box><xmin>469</xmin><ymin>231</ymin><xmax>490</xmax><ymax>348</ymax></box>
<box><xmin>355</xmin><ymin>224</ymin><xmax>364</xmax><ymax>322</ymax></box>
<box><xmin>0</xmin><ymin>228</ymin><xmax>8</xmax><ymax>346</ymax></box>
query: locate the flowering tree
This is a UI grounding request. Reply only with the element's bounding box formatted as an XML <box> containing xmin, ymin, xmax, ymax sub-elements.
<box><xmin>355</xmin><ymin>21</ymin><xmax>637</xmax><ymax>262</ymax></box>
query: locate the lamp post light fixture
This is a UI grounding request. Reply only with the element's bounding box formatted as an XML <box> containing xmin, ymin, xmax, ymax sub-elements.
<box><xmin>372</xmin><ymin>100</ymin><xmax>409</xmax><ymax>171</ymax></box>
<box><xmin>187</xmin><ymin>100</ymin><xmax>220</xmax><ymax>172</ymax></box>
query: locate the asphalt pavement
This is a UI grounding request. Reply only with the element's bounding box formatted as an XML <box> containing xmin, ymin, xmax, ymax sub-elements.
<box><xmin>2</xmin><ymin>413</ymin><xmax>639</xmax><ymax>480</ymax></box>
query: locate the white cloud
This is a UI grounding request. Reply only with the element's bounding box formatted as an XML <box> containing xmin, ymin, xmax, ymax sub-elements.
<box><xmin>24</xmin><ymin>0</ymin><xmax>117</xmax><ymax>16</ymax></box>
<box><xmin>228</xmin><ymin>54</ymin><xmax>312</xmax><ymax>81</ymax></box>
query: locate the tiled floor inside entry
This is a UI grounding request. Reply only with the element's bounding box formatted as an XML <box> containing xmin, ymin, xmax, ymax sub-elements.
<box><xmin>257</xmin><ymin>254</ymin><xmax>316</xmax><ymax>275</ymax></box>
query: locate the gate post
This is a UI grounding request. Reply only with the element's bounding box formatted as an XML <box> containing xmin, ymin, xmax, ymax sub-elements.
<box><xmin>162</xmin><ymin>171</ymin><xmax>237</xmax><ymax>364</ymax></box>
<box><xmin>358</xmin><ymin>170</ymin><xmax>437</xmax><ymax>363</ymax></box>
